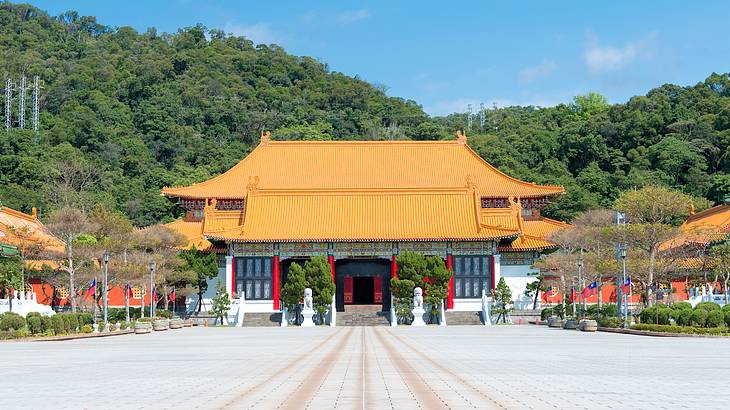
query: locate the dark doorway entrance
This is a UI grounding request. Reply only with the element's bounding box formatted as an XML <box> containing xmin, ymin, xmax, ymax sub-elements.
<box><xmin>353</xmin><ymin>277</ymin><xmax>374</xmax><ymax>304</ymax></box>
<box><xmin>335</xmin><ymin>258</ymin><xmax>390</xmax><ymax>312</ymax></box>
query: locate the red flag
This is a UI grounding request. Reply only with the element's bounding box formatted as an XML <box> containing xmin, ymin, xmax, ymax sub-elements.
<box><xmin>569</xmin><ymin>287</ymin><xmax>576</xmax><ymax>303</ymax></box>
<box><xmin>169</xmin><ymin>287</ymin><xmax>176</xmax><ymax>301</ymax></box>
<box><xmin>125</xmin><ymin>283</ymin><xmax>133</xmax><ymax>298</ymax></box>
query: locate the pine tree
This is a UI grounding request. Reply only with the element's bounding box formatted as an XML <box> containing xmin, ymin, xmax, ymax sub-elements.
<box><xmin>492</xmin><ymin>277</ymin><xmax>513</xmax><ymax>324</ymax></box>
<box><xmin>282</xmin><ymin>262</ymin><xmax>307</xmax><ymax>324</ymax></box>
<box><xmin>211</xmin><ymin>279</ymin><xmax>231</xmax><ymax>325</ymax></box>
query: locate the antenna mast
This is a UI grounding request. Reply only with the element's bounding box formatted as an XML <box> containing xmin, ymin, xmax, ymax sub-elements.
<box><xmin>32</xmin><ymin>76</ymin><xmax>40</xmax><ymax>135</ymax></box>
<box><xmin>466</xmin><ymin>103</ymin><xmax>473</xmax><ymax>131</ymax></box>
<box><xmin>4</xmin><ymin>79</ymin><xmax>11</xmax><ymax>132</ymax></box>
<box><xmin>479</xmin><ymin>102</ymin><xmax>485</xmax><ymax>129</ymax></box>
<box><xmin>18</xmin><ymin>76</ymin><xmax>26</xmax><ymax>129</ymax></box>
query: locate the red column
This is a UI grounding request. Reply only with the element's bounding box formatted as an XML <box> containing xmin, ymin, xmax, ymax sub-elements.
<box><xmin>328</xmin><ymin>255</ymin><xmax>335</xmax><ymax>282</ymax></box>
<box><xmin>272</xmin><ymin>256</ymin><xmax>280</xmax><ymax>310</ymax></box>
<box><xmin>230</xmin><ymin>256</ymin><xmax>236</xmax><ymax>298</ymax></box>
<box><xmin>490</xmin><ymin>255</ymin><xmax>496</xmax><ymax>290</ymax></box>
<box><xmin>446</xmin><ymin>254</ymin><xmax>454</xmax><ymax>309</ymax></box>
<box><xmin>390</xmin><ymin>255</ymin><xmax>398</xmax><ymax>279</ymax></box>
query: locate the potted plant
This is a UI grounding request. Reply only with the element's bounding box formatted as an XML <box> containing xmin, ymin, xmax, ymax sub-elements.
<box><xmin>169</xmin><ymin>317</ymin><xmax>183</xmax><ymax>329</ymax></box>
<box><xmin>152</xmin><ymin>317</ymin><xmax>170</xmax><ymax>331</ymax></box>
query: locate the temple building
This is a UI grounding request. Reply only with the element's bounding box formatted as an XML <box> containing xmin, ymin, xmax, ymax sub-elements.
<box><xmin>162</xmin><ymin>131</ymin><xmax>567</xmax><ymax>313</ymax></box>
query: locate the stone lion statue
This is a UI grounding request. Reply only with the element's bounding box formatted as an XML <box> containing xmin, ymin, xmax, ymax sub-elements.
<box><xmin>413</xmin><ymin>287</ymin><xmax>424</xmax><ymax>308</ymax></box>
<box><xmin>303</xmin><ymin>288</ymin><xmax>313</xmax><ymax>310</ymax></box>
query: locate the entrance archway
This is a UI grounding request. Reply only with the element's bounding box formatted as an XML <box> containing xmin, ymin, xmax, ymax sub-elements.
<box><xmin>335</xmin><ymin>258</ymin><xmax>390</xmax><ymax>312</ymax></box>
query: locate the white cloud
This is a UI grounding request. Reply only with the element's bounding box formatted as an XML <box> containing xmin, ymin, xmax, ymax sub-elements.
<box><xmin>519</xmin><ymin>59</ymin><xmax>557</xmax><ymax>83</ymax></box>
<box><xmin>223</xmin><ymin>22</ymin><xmax>278</xmax><ymax>45</ymax></box>
<box><xmin>584</xmin><ymin>32</ymin><xmax>655</xmax><ymax>72</ymax></box>
<box><xmin>337</xmin><ymin>9</ymin><xmax>370</xmax><ymax>25</ymax></box>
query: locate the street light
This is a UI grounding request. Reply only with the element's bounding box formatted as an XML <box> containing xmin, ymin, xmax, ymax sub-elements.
<box><xmin>620</xmin><ymin>244</ymin><xmax>628</xmax><ymax>328</ymax></box>
<box><xmin>149</xmin><ymin>259</ymin><xmax>156</xmax><ymax>318</ymax></box>
<box><xmin>577</xmin><ymin>257</ymin><xmax>584</xmax><ymax>312</ymax></box>
<box><xmin>103</xmin><ymin>250</ymin><xmax>109</xmax><ymax>332</ymax></box>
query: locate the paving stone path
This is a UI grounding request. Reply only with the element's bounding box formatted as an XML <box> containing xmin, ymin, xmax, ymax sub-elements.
<box><xmin>2</xmin><ymin>325</ymin><xmax>728</xmax><ymax>409</ymax></box>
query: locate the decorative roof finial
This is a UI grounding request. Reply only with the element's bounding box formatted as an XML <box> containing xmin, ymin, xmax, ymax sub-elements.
<box><xmin>260</xmin><ymin>130</ymin><xmax>271</xmax><ymax>144</ymax></box>
<box><xmin>456</xmin><ymin>130</ymin><xmax>467</xmax><ymax>144</ymax></box>
<box><xmin>31</xmin><ymin>207</ymin><xmax>37</xmax><ymax>218</ymax></box>
<box><xmin>247</xmin><ymin>175</ymin><xmax>260</xmax><ymax>192</ymax></box>
<box><xmin>465</xmin><ymin>174</ymin><xmax>477</xmax><ymax>190</ymax></box>
<box><xmin>689</xmin><ymin>203</ymin><xmax>695</xmax><ymax>216</ymax></box>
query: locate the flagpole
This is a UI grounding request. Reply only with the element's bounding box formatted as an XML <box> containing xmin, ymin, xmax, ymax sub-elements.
<box><xmin>92</xmin><ymin>277</ymin><xmax>97</xmax><ymax>327</ymax></box>
<box><xmin>125</xmin><ymin>283</ymin><xmax>130</xmax><ymax>323</ymax></box>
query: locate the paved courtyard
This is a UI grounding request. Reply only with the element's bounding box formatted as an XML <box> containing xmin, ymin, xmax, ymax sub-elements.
<box><xmin>2</xmin><ymin>325</ymin><xmax>728</xmax><ymax>409</ymax></box>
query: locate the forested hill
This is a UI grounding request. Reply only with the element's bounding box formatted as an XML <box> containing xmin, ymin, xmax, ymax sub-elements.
<box><xmin>0</xmin><ymin>3</ymin><xmax>729</xmax><ymax>226</ymax></box>
<box><xmin>0</xmin><ymin>3</ymin><xmax>429</xmax><ymax>225</ymax></box>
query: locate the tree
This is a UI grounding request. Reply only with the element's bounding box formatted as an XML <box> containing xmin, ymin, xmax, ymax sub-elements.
<box><xmin>0</xmin><ymin>256</ymin><xmax>22</xmax><ymax>299</ymax></box>
<box><xmin>492</xmin><ymin>277</ymin><xmax>513</xmax><ymax>323</ymax></box>
<box><xmin>389</xmin><ymin>252</ymin><xmax>451</xmax><ymax>323</ymax></box>
<box><xmin>614</xmin><ymin>186</ymin><xmax>693</xmax><ymax>304</ymax></box>
<box><xmin>524</xmin><ymin>273</ymin><xmax>545</xmax><ymax>310</ymax></box>
<box><xmin>570</xmin><ymin>92</ymin><xmax>608</xmax><ymax>118</ymax></box>
<box><xmin>708</xmin><ymin>243</ymin><xmax>730</xmax><ymax>304</ymax></box>
<box><xmin>178</xmin><ymin>247</ymin><xmax>219</xmax><ymax>313</ymax></box>
<box><xmin>281</xmin><ymin>262</ymin><xmax>306</xmax><ymax>324</ymax></box>
<box><xmin>211</xmin><ymin>279</ymin><xmax>231</xmax><ymax>325</ymax></box>
<box><xmin>303</xmin><ymin>256</ymin><xmax>335</xmax><ymax>324</ymax></box>
<box><xmin>46</xmin><ymin>207</ymin><xmax>99</xmax><ymax>312</ymax></box>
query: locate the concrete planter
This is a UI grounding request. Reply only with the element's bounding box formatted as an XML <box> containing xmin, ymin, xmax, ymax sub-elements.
<box><xmin>134</xmin><ymin>321</ymin><xmax>152</xmax><ymax>334</ymax></box>
<box><xmin>563</xmin><ymin>319</ymin><xmax>578</xmax><ymax>330</ymax></box>
<box><xmin>548</xmin><ymin>317</ymin><xmax>565</xmax><ymax>328</ymax></box>
<box><xmin>169</xmin><ymin>318</ymin><xmax>183</xmax><ymax>329</ymax></box>
<box><xmin>152</xmin><ymin>318</ymin><xmax>170</xmax><ymax>331</ymax></box>
<box><xmin>579</xmin><ymin>319</ymin><xmax>598</xmax><ymax>332</ymax></box>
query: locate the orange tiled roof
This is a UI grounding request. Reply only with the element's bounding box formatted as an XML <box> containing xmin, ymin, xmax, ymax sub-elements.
<box><xmin>0</xmin><ymin>206</ymin><xmax>65</xmax><ymax>254</ymax></box>
<box><xmin>205</xmin><ymin>189</ymin><xmax>520</xmax><ymax>242</ymax></box>
<box><xmin>164</xmin><ymin>219</ymin><xmax>212</xmax><ymax>251</ymax></box>
<box><xmin>162</xmin><ymin>138</ymin><xmax>564</xmax><ymax>200</ymax></box>
<box><xmin>499</xmin><ymin>217</ymin><xmax>570</xmax><ymax>251</ymax></box>
<box><xmin>661</xmin><ymin>204</ymin><xmax>730</xmax><ymax>250</ymax></box>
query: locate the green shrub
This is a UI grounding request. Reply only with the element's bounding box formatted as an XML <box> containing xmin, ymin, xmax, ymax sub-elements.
<box><xmin>706</xmin><ymin>310</ymin><xmax>725</xmax><ymax>328</ymax></box>
<box><xmin>639</xmin><ymin>305</ymin><xmax>669</xmax><ymax>325</ymax></box>
<box><xmin>81</xmin><ymin>324</ymin><xmax>93</xmax><ymax>333</ymax></box>
<box><xmin>695</xmin><ymin>302</ymin><xmax>721</xmax><ymax>312</ymax></box>
<box><xmin>156</xmin><ymin>310</ymin><xmax>173</xmax><ymax>319</ymax></box>
<box><xmin>690</xmin><ymin>309</ymin><xmax>708</xmax><ymax>327</ymax></box>
<box><xmin>40</xmin><ymin>316</ymin><xmax>52</xmax><ymax>333</ymax></box>
<box><xmin>632</xmin><ymin>323</ymin><xmax>729</xmax><ymax>335</ymax></box>
<box><xmin>670</xmin><ymin>302</ymin><xmax>692</xmax><ymax>311</ymax></box>
<box><xmin>137</xmin><ymin>317</ymin><xmax>153</xmax><ymax>323</ymax></box>
<box><xmin>540</xmin><ymin>307</ymin><xmax>553</xmax><ymax>320</ymax></box>
<box><xmin>28</xmin><ymin>316</ymin><xmax>42</xmax><ymax>334</ymax></box>
<box><xmin>51</xmin><ymin>315</ymin><xmax>65</xmax><ymax>335</ymax></box>
<box><xmin>676</xmin><ymin>309</ymin><xmax>693</xmax><ymax>327</ymax></box>
<box><xmin>0</xmin><ymin>312</ymin><xmax>27</xmax><ymax>331</ymax></box>
<box><xmin>119</xmin><ymin>321</ymin><xmax>128</xmax><ymax>330</ymax></box>
<box><xmin>77</xmin><ymin>313</ymin><xmax>93</xmax><ymax>326</ymax></box>
<box><xmin>26</xmin><ymin>311</ymin><xmax>41</xmax><ymax>320</ymax></box>
<box><xmin>722</xmin><ymin>304</ymin><xmax>730</xmax><ymax>314</ymax></box>
<box><xmin>59</xmin><ymin>314</ymin><xmax>71</xmax><ymax>333</ymax></box>
<box><xmin>598</xmin><ymin>317</ymin><xmax>622</xmax><ymax>328</ymax></box>
<box><xmin>68</xmin><ymin>314</ymin><xmax>79</xmax><ymax>332</ymax></box>
<box><xmin>725</xmin><ymin>311</ymin><xmax>730</xmax><ymax>328</ymax></box>
<box><xmin>586</xmin><ymin>304</ymin><xmax>599</xmax><ymax>318</ymax></box>
<box><xmin>600</xmin><ymin>304</ymin><xmax>618</xmax><ymax>318</ymax></box>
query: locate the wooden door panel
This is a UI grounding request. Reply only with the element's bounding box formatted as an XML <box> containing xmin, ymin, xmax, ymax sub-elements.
<box><xmin>344</xmin><ymin>275</ymin><xmax>353</xmax><ymax>304</ymax></box>
<box><xmin>373</xmin><ymin>276</ymin><xmax>383</xmax><ymax>304</ymax></box>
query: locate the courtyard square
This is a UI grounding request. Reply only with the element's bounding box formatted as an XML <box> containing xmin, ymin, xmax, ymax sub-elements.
<box><xmin>1</xmin><ymin>325</ymin><xmax>727</xmax><ymax>409</ymax></box>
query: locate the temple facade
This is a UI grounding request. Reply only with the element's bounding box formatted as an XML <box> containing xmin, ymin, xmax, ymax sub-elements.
<box><xmin>162</xmin><ymin>131</ymin><xmax>567</xmax><ymax>313</ymax></box>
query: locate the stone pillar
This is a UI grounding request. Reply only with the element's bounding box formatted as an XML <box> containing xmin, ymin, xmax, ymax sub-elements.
<box><xmin>225</xmin><ymin>255</ymin><xmax>234</xmax><ymax>298</ymax></box>
<box><xmin>492</xmin><ymin>254</ymin><xmax>501</xmax><ymax>290</ymax></box>
<box><xmin>272</xmin><ymin>255</ymin><xmax>280</xmax><ymax>310</ymax></box>
<box><xmin>446</xmin><ymin>254</ymin><xmax>454</xmax><ymax>309</ymax></box>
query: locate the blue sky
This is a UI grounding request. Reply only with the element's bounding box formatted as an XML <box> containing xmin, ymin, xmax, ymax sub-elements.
<box><xmin>29</xmin><ymin>1</ymin><xmax>730</xmax><ymax>116</ymax></box>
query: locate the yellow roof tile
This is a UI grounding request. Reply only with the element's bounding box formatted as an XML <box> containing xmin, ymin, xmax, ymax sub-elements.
<box><xmin>499</xmin><ymin>217</ymin><xmax>570</xmax><ymax>251</ymax></box>
<box><xmin>164</xmin><ymin>219</ymin><xmax>212</xmax><ymax>251</ymax></box>
<box><xmin>206</xmin><ymin>189</ymin><xmax>519</xmax><ymax>242</ymax></box>
<box><xmin>661</xmin><ymin>204</ymin><xmax>730</xmax><ymax>250</ymax></box>
<box><xmin>0</xmin><ymin>206</ymin><xmax>65</xmax><ymax>254</ymax></box>
<box><xmin>162</xmin><ymin>139</ymin><xmax>564</xmax><ymax>199</ymax></box>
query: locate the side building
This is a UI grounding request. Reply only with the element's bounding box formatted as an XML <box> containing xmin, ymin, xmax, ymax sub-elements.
<box><xmin>162</xmin><ymin>132</ymin><xmax>567</xmax><ymax>313</ymax></box>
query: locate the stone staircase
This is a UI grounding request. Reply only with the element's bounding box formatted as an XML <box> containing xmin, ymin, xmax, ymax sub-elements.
<box><xmin>242</xmin><ymin>312</ymin><xmax>282</xmax><ymax>327</ymax></box>
<box><xmin>339</xmin><ymin>305</ymin><xmax>390</xmax><ymax>326</ymax></box>
<box><xmin>445</xmin><ymin>311</ymin><xmax>484</xmax><ymax>325</ymax></box>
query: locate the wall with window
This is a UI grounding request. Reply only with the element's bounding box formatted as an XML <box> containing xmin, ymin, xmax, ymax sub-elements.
<box><xmin>234</xmin><ymin>257</ymin><xmax>273</xmax><ymax>300</ymax></box>
<box><xmin>452</xmin><ymin>255</ymin><xmax>492</xmax><ymax>299</ymax></box>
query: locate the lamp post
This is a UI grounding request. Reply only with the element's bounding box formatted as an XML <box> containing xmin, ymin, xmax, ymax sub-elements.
<box><xmin>103</xmin><ymin>250</ymin><xmax>109</xmax><ymax>332</ymax></box>
<box><xmin>620</xmin><ymin>245</ymin><xmax>628</xmax><ymax>328</ymax></box>
<box><xmin>149</xmin><ymin>259</ymin><xmax>156</xmax><ymax>318</ymax></box>
<box><xmin>578</xmin><ymin>257</ymin><xmax>585</xmax><ymax>313</ymax></box>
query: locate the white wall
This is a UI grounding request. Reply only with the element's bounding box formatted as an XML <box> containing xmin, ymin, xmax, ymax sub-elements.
<box><xmin>501</xmin><ymin>264</ymin><xmax>539</xmax><ymax>310</ymax></box>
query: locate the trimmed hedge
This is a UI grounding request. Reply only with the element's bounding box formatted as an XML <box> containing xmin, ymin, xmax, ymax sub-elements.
<box><xmin>639</xmin><ymin>305</ymin><xmax>670</xmax><ymax>325</ymax></box>
<box><xmin>632</xmin><ymin>324</ymin><xmax>729</xmax><ymax>335</ymax></box>
<box><xmin>28</xmin><ymin>316</ymin><xmax>42</xmax><ymax>334</ymax></box>
<box><xmin>691</xmin><ymin>309</ymin><xmax>709</xmax><ymax>327</ymax></box>
<box><xmin>695</xmin><ymin>302</ymin><xmax>721</xmax><ymax>312</ymax></box>
<box><xmin>707</xmin><ymin>310</ymin><xmax>725</xmax><ymax>328</ymax></box>
<box><xmin>0</xmin><ymin>312</ymin><xmax>26</xmax><ymax>331</ymax></box>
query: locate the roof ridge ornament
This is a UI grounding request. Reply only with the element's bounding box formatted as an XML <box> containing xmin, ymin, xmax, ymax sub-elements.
<box><xmin>247</xmin><ymin>176</ymin><xmax>260</xmax><ymax>192</ymax></box>
<box><xmin>465</xmin><ymin>174</ymin><xmax>477</xmax><ymax>191</ymax></box>
<box><xmin>456</xmin><ymin>130</ymin><xmax>467</xmax><ymax>144</ymax></box>
<box><xmin>260</xmin><ymin>130</ymin><xmax>271</xmax><ymax>144</ymax></box>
